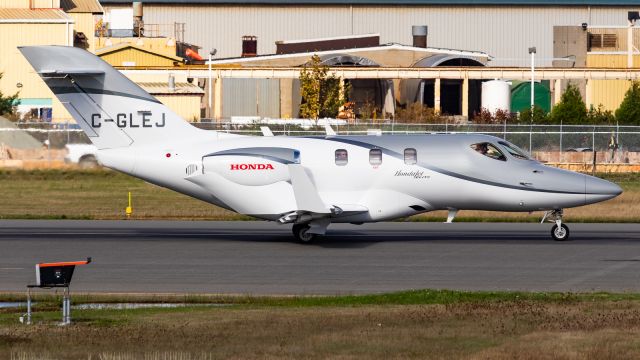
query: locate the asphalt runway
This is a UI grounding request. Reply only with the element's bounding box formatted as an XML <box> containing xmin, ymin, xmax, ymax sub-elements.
<box><xmin>1</xmin><ymin>220</ymin><xmax>640</xmax><ymax>294</ymax></box>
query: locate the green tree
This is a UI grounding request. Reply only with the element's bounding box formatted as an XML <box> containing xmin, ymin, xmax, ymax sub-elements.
<box><xmin>518</xmin><ymin>105</ymin><xmax>548</xmax><ymax>124</ymax></box>
<box><xmin>549</xmin><ymin>83</ymin><xmax>587</xmax><ymax>124</ymax></box>
<box><xmin>615</xmin><ymin>81</ymin><xmax>640</xmax><ymax>125</ymax></box>
<box><xmin>0</xmin><ymin>73</ymin><xmax>19</xmax><ymax>116</ymax></box>
<box><xmin>299</xmin><ymin>55</ymin><xmax>348</xmax><ymax>119</ymax></box>
<box><xmin>587</xmin><ymin>104</ymin><xmax>615</xmax><ymax>125</ymax></box>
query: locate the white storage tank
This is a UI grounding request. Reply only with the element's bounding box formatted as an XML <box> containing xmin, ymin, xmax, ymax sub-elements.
<box><xmin>481</xmin><ymin>80</ymin><xmax>511</xmax><ymax>115</ymax></box>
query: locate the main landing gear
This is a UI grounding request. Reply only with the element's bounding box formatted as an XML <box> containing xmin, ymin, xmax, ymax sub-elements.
<box><xmin>292</xmin><ymin>223</ymin><xmax>316</xmax><ymax>244</ymax></box>
<box><xmin>542</xmin><ymin>209</ymin><xmax>570</xmax><ymax>241</ymax></box>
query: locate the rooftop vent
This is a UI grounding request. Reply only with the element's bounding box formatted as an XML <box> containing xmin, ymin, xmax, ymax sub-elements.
<box><xmin>242</xmin><ymin>36</ymin><xmax>257</xmax><ymax>57</ymax></box>
<box><xmin>412</xmin><ymin>25</ymin><xmax>428</xmax><ymax>48</ymax></box>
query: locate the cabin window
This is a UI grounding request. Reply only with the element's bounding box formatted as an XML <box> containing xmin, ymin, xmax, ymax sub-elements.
<box><xmin>335</xmin><ymin>149</ymin><xmax>348</xmax><ymax>166</ymax></box>
<box><xmin>404</xmin><ymin>148</ymin><xmax>417</xmax><ymax>165</ymax></box>
<box><xmin>498</xmin><ymin>141</ymin><xmax>531</xmax><ymax>160</ymax></box>
<box><xmin>471</xmin><ymin>142</ymin><xmax>506</xmax><ymax>161</ymax></box>
<box><xmin>369</xmin><ymin>149</ymin><xmax>382</xmax><ymax>166</ymax></box>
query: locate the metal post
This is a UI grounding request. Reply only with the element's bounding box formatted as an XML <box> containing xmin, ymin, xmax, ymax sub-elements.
<box><xmin>629</xmin><ymin>20</ymin><xmax>635</xmax><ymax>69</ymax></box>
<box><xmin>208</xmin><ymin>52</ymin><xmax>212</xmax><ymax>119</ymax></box>
<box><xmin>67</xmin><ymin>296</ymin><xmax>71</xmax><ymax>324</ymax></box>
<box><xmin>62</xmin><ymin>292</ymin><xmax>66</xmax><ymax>324</ymax></box>
<box><xmin>529</xmin><ymin>47</ymin><xmax>536</xmax><ymax>111</ymax></box>
<box><xmin>592</xmin><ymin>127</ymin><xmax>596</xmax><ymax>175</ymax></box>
<box><xmin>62</xmin><ymin>287</ymin><xmax>71</xmax><ymax>325</ymax></box>
<box><xmin>529</xmin><ymin>123</ymin><xmax>533</xmax><ymax>153</ymax></box>
<box><xmin>503</xmin><ymin>119</ymin><xmax>507</xmax><ymax>140</ymax></box>
<box><xmin>559</xmin><ymin>120</ymin><xmax>563</xmax><ymax>163</ymax></box>
<box><xmin>26</xmin><ymin>287</ymin><xmax>32</xmax><ymax>325</ymax></box>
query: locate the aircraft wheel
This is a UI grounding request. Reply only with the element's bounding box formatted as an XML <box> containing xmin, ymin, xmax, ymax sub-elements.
<box><xmin>551</xmin><ymin>224</ymin><xmax>570</xmax><ymax>241</ymax></box>
<box><xmin>292</xmin><ymin>223</ymin><xmax>315</xmax><ymax>244</ymax></box>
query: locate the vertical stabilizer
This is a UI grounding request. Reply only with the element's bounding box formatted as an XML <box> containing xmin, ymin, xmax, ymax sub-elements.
<box><xmin>19</xmin><ymin>46</ymin><xmax>201</xmax><ymax>149</ymax></box>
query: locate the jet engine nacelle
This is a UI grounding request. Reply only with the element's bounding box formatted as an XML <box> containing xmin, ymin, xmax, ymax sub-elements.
<box><xmin>203</xmin><ymin>155</ymin><xmax>291</xmax><ymax>186</ymax></box>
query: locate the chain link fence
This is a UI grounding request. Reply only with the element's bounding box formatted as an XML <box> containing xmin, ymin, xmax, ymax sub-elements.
<box><xmin>1</xmin><ymin>121</ymin><xmax>639</xmax><ymax>166</ymax></box>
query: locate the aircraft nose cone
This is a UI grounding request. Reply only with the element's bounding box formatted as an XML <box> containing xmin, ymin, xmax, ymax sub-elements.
<box><xmin>585</xmin><ymin>175</ymin><xmax>623</xmax><ymax>197</ymax></box>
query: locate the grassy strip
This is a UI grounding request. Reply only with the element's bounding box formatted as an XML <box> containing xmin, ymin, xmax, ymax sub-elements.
<box><xmin>3</xmin><ymin>290</ymin><xmax>640</xmax><ymax>359</ymax></box>
<box><xmin>2</xmin><ymin>289</ymin><xmax>640</xmax><ymax>308</ymax></box>
<box><xmin>0</xmin><ymin>169</ymin><xmax>638</xmax><ymax>222</ymax></box>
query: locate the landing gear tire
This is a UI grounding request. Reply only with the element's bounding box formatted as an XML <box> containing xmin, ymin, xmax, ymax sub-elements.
<box><xmin>551</xmin><ymin>223</ymin><xmax>570</xmax><ymax>241</ymax></box>
<box><xmin>292</xmin><ymin>223</ymin><xmax>315</xmax><ymax>244</ymax></box>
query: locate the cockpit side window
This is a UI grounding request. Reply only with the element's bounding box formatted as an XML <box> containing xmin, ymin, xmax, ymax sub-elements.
<box><xmin>471</xmin><ymin>142</ymin><xmax>506</xmax><ymax>161</ymax></box>
<box><xmin>498</xmin><ymin>141</ymin><xmax>531</xmax><ymax>160</ymax></box>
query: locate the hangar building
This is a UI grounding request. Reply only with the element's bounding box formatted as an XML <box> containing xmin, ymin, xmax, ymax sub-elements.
<box><xmin>99</xmin><ymin>0</ymin><xmax>640</xmax><ymax>67</ymax></box>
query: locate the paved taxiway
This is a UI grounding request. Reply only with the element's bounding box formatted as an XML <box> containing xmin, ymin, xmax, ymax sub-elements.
<box><xmin>1</xmin><ymin>220</ymin><xmax>640</xmax><ymax>294</ymax></box>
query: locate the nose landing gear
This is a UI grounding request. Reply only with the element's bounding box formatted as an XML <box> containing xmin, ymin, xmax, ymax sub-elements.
<box><xmin>542</xmin><ymin>209</ymin><xmax>570</xmax><ymax>241</ymax></box>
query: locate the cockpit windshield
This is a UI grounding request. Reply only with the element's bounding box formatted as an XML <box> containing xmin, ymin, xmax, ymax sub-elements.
<box><xmin>471</xmin><ymin>142</ymin><xmax>506</xmax><ymax>161</ymax></box>
<box><xmin>498</xmin><ymin>141</ymin><xmax>531</xmax><ymax>160</ymax></box>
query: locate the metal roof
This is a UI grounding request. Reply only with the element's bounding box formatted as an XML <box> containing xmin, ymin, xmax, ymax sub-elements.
<box><xmin>208</xmin><ymin>43</ymin><xmax>489</xmax><ymax>65</ymax></box>
<box><xmin>0</xmin><ymin>9</ymin><xmax>72</xmax><ymax>23</ymax></box>
<box><xmin>138</xmin><ymin>82</ymin><xmax>205</xmax><ymax>95</ymax></box>
<box><xmin>98</xmin><ymin>0</ymin><xmax>640</xmax><ymax>5</ymax></box>
<box><xmin>61</xmin><ymin>0</ymin><xmax>104</xmax><ymax>14</ymax></box>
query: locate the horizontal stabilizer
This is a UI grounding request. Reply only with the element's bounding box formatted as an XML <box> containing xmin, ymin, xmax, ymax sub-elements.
<box><xmin>39</xmin><ymin>69</ymin><xmax>105</xmax><ymax>76</ymax></box>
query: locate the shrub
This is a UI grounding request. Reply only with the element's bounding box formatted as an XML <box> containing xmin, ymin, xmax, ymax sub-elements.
<box><xmin>0</xmin><ymin>73</ymin><xmax>19</xmax><ymax>116</ymax></box>
<box><xmin>615</xmin><ymin>81</ymin><xmax>640</xmax><ymax>125</ymax></box>
<box><xmin>549</xmin><ymin>84</ymin><xmax>587</xmax><ymax>124</ymax></box>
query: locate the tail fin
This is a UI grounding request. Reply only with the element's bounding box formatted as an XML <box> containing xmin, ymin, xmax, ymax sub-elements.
<box><xmin>19</xmin><ymin>46</ymin><xmax>200</xmax><ymax>149</ymax></box>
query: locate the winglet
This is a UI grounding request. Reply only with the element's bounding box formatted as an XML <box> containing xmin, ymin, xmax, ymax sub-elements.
<box><xmin>260</xmin><ymin>126</ymin><xmax>274</xmax><ymax>137</ymax></box>
<box><xmin>288</xmin><ymin>164</ymin><xmax>330</xmax><ymax>214</ymax></box>
<box><xmin>324</xmin><ymin>122</ymin><xmax>336</xmax><ymax>136</ymax></box>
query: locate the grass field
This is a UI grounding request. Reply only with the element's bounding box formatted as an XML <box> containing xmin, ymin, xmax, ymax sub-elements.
<box><xmin>2</xmin><ymin>290</ymin><xmax>640</xmax><ymax>359</ymax></box>
<box><xmin>0</xmin><ymin>169</ymin><xmax>637</xmax><ymax>222</ymax></box>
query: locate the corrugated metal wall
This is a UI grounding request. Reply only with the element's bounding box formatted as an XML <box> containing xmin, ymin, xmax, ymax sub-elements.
<box><xmin>155</xmin><ymin>95</ymin><xmax>202</xmax><ymax>121</ymax></box>
<box><xmin>587</xmin><ymin>54</ymin><xmax>640</xmax><ymax>111</ymax></box>
<box><xmin>0</xmin><ymin>0</ymin><xmax>31</xmax><ymax>8</ymax></box>
<box><xmin>0</xmin><ymin>22</ymin><xmax>72</xmax><ymax>122</ymax></box>
<box><xmin>222</xmin><ymin>79</ymin><xmax>280</xmax><ymax>119</ymax></box>
<box><xmin>99</xmin><ymin>49</ymin><xmax>178</xmax><ymax>66</ymax></box>
<box><xmin>69</xmin><ymin>13</ymin><xmax>97</xmax><ymax>52</ymax></box>
<box><xmin>102</xmin><ymin>4</ymin><xmax>640</xmax><ymax>67</ymax></box>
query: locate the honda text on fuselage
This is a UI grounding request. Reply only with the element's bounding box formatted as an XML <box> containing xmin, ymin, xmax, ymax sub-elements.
<box><xmin>21</xmin><ymin>46</ymin><xmax>622</xmax><ymax>242</ymax></box>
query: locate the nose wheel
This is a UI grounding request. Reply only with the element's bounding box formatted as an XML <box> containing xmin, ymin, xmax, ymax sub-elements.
<box><xmin>551</xmin><ymin>223</ymin><xmax>569</xmax><ymax>241</ymax></box>
<box><xmin>542</xmin><ymin>209</ymin><xmax>570</xmax><ymax>241</ymax></box>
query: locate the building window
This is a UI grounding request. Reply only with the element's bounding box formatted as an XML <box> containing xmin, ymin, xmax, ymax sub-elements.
<box><xmin>404</xmin><ymin>148</ymin><xmax>417</xmax><ymax>165</ymax></box>
<box><xmin>588</xmin><ymin>33</ymin><xmax>618</xmax><ymax>50</ymax></box>
<box><xmin>369</xmin><ymin>149</ymin><xmax>382</xmax><ymax>166</ymax></box>
<box><xmin>335</xmin><ymin>149</ymin><xmax>348</xmax><ymax>166</ymax></box>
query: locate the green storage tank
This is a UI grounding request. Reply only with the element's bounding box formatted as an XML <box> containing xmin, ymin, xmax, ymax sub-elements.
<box><xmin>510</xmin><ymin>80</ymin><xmax>551</xmax><ymax>113</ymax></box>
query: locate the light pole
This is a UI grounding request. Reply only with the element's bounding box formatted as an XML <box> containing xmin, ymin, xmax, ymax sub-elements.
<box><xmin>528</xmin><ymin>47</ymin><xmax>536</xmax><ymax>153</ymax></box>
<box><xmin>208</xmin><ymin>48</ymin><xmax>217</xmax><ymax>119</ymax></box>
<box><xmin>628</xmin><ymin>12</ymin><xmax>639</xmax><ymax>68</ymax></box>
<box><xmin>528</xmin><ymin>47</ymin><xmax>536</xmax><ymax>111</ymax></box>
